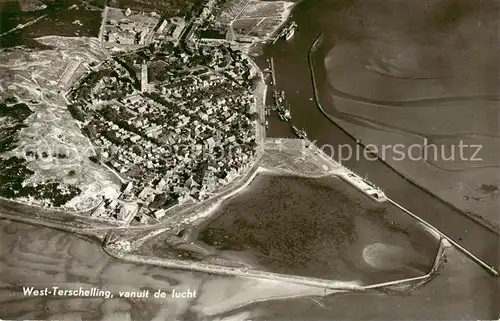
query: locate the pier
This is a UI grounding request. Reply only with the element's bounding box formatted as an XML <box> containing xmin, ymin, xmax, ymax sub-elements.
<box><xmin>265</xmin><ymin>58</ymin><xmax>292</xmax><ymax>122</ymax></box>
<box><xmin>103</xmin><ymin>233</ymin><xmax>449</xmax><ymax>292</ymax></box>
<box><xmin>269</xmin><ymin>57</ymin><xmax>277</xmax><ymax>86</ymax></box>
<box><xmin>302</xmin><ymin>140</ymin><xmax>386</xmax><ymax>202</ymax></box>
<box><xmin>337</xmin><ymin>170</ymin><xmax>386</xmax><ymax>202</ymax></box>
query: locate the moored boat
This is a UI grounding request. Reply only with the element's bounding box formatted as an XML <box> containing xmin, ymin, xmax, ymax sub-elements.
<box><xmin>285</xmin><ymin>27</ymin><xmax>295</xmax><ymax>41</ymax></box>
<box><xmin>281</xmin><ymin>21</ymin><xmax>297</xmax><ymax>41</ymax></box>
<box><xmin>291</xmin><ymin>125</ymin><xmax>307</xmax><ymax>139</ymax></box>
<box><xmin>277</xmin><ymin>106</ymin><xmax>291</xmax><ymax>122</ymax></box>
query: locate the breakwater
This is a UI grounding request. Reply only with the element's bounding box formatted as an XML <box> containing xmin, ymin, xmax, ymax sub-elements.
<box><xmin>103</xmin><ymin>236</ymin><xmax>448</xmax><ymax>292</ymax></box>
<box><xmin>306</xmin><ymin>33</ymin><xmax>498</xmax><ymax>276</ymax></box>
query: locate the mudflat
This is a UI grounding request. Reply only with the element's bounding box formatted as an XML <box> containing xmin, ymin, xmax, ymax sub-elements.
<box><xmin>196</xmin><ymin>174</ymin><xmax>439</xmax><ymax>284</ymax></box>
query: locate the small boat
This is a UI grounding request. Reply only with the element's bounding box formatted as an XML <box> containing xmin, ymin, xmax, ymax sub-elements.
<box><xmin>291</xmin><ymin>125</ymin><xmax>307</xmax><ymax>139</ymax></box>
<box><xmin>282</xmin><ymin>21</ymin><xmax>296</xmax><ymax>41</ymax></box>
<box><xmin>285</xmin><ymin>27</ymin><xmax>295</xmax><ymax>41</ymax></box>
<box><xmin>277</xmin><ymin>106</ymin><xmax>291</xmax><ymax>122</ymax></box>
<box><xmin>273</xmin><ymin>90</ymin><xmax>285</xmax><ymax>103</ymax></box>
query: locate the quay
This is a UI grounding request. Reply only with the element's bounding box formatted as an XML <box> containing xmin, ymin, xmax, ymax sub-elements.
<box><xmin>304</xmin><ymin>140</ymin><xmax>386</xmax><ymax>202</ymax></box>
<box><xmin>269</xmin><ymin>57</ymin><xmax>277</xmax><ymax>86</ymax></box>
<box><xmin>337</xmin><ymin>168</ymin><xmax>386</xmax><ymax>202</ymax></box>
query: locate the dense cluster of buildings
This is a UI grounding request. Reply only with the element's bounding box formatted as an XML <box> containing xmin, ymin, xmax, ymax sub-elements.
<box><xmin>68</xmin><ymin>34</ymin><xmax>260</xmax><ymax>224</ymax></box>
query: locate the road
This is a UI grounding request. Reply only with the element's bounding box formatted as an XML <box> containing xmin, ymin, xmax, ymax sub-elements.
<box><xmin>246</xmin><ymin>55</ymin><xmax>267</xmax><ymax>155</ymax></box>
<box><xmin>0</xmin><ymin>14</ymin><xmax>47</xmax><ymax>37</ymax></box>
<box><xmin>99</xmin><ymin>6</ymin><xmax>109</xmax><ymax>47</ymax></box>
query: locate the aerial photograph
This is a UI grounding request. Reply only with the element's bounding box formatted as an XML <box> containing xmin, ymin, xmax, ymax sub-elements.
<box><xmin>0</xmin><ymin>0</ymin><xmax>498</xmax><ymax>319</ymax></box>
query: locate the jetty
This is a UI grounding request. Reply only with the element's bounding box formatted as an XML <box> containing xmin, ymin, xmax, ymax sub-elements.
<box><xmin>269</xmin><ymin>57</ymin><xmax>277</xmax><ymax>86</ymax></box>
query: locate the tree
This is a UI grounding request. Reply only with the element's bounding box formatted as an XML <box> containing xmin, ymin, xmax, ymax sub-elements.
<box><xmin>249</xmin><ymin>112</ymin><xmax>260</xmax><ymax>121</ymax></box>
<box><xmin>67</xmin><ymin>104</ymin><xmax>86</xmax><ymax>122</ymax></box>
<box><xmin>89</xmin><ymin>155</ymin><xmax>100</xmax><ymax>163</ymax></box>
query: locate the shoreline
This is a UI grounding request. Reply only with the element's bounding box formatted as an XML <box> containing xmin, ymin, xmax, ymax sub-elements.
<box><xmin>0</xmin><ymin>35</ymin><xmax>269</xmax><ymax>233</ymax></box>
<box><xmin>318</xmin><ymin>41</ymin><xmax>500</xmax><ymax>236</ymax></box>
<box><xmin>102</xmin><ymin>235</ymin><xmax>449</xmax><ymax>292</ymax></box>
<box><xmin>308</xmin><ymin>34</ymin><xmax>499</xmax><ymax>236</ymax></box>
<box><xmin>307</xmin><ymin>33</ymin><xmax>499</xmax><ymax>276</ymax></box>
<box><xmin>1</xmin><ymin>6</ymin><xmax>480</xmax><ymax>296</ymax></box>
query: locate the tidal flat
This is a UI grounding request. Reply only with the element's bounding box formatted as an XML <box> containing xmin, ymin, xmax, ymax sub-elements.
<box><xmin>192</xmin><ymin>174</ymin><xmax>439</xmax><ymax>285</ymax></box>
<box><xmin>0</xmin><ymin>218</ymin><xmax>340</xmax><ymax>320</ymax></box>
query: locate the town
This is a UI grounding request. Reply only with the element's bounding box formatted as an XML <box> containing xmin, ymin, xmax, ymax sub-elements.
<box><xmin>66</xmin><ymin>7</ymin><xmax>264</xmax><ymax>224</ymax></box>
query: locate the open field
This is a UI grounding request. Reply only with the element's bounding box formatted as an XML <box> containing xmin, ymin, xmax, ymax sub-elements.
<box><xmin>0</xmin><ymin>37</ymin><xmax>120</xmax><ymax>210</ymax></box>
<box><xmin>0</xmin><ymin>218</ymin><xmax>345</xmax><ymax>320</ymax></box>
<box><xmin>213</xmin><ymin>0</ymin><xmax>294</xmax><ymax>40</ymax></box>
<box><xmin>261</xmin><ymin>138</ymin><xmax>341</xmax><ymax>176</ymax></box>
<box><xmin>239</xmin><ymin>1</ymin><xmax>286</xmax><ymax>19</ymax></box>
<box><xmin>216</xmin><ymin>0</ymin><xmax>249</xmax><ymax>25</ymax></box>
<box><xmin>108</xmin><ymin>0</ymin><xmax>204</xmax><ymax>18</ymax></box>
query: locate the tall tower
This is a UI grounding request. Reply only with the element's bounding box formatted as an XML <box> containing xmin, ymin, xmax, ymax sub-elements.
<box><xmin>141</xmin><ymin>63</ymin><xmax>148</xmax><ymax>93</ymax></box>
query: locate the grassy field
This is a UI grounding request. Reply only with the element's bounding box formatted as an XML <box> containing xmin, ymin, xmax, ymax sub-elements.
<box><xmin>108</xmin><ymin>0</ymin><xmax>205</xmax><ymax>18</ymax></box>
<box><xmin>0</xmin><ymin>100</ymin><xmax>33</xmax><ymax>153</ymax></box>
<box><xmin>1</xmin><ymin>0</ymin><xmax>104</xmax><ymax>49</ymax></box>
<box><xmin>0</xmin><ymin>37</ymin><xmax>120</xmax><ymax>210</ymax></box>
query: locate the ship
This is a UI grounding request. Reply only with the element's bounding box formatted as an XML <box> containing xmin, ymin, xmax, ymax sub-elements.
<box><xmin>285</xmin><ymin>26</ymin><xmax>295</xmax><ymax>41</ymax></box>
<box><xmin>274</xmin><ymin>90</ymin><xmax>285</xmax><ymax>104</ymax></box>
<box><xmin>277</xmin><ymin>105</ymin><xmax>291</xmax><ymax>122</ymax></box>
<box><xmin>283</xmin><ymin>21</ymin><xmax>297</xmax><ymax>41</ymax></box>
<box><xmin>291</xmin><ymin>125</ymin><xmax>307</xmax><ymax>139</ymax></box>
<box><xmin>281</xmin><ymin>21</ymin><xmax>297</xmax><ymax>41</ymax></box>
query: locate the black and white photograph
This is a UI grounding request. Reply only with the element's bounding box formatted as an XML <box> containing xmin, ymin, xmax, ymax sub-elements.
<box><xmin>0</xmin><ymin>0</ymin><xmax>498</xmax><ymax>319</ymax></box>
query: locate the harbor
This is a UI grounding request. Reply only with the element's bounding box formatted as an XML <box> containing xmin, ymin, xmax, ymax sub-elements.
<box><xmin>271</xmin><ymin>19</ymin><xmax>297</xmax><ymax>44</ymax></box>
<box><xmin>274</xmin><ymin>90</ymin><xmax>291</xmax><ymax>122</ymax></box>
<box><xmin>263</xmin><ymin>21</ymin><xmax>297</xmax><ymax>126</ymax></box>
<box><xmin>282</xmin><ymin>21</ymin><xmax>297</xmax><ymax>41</ymax></box>
<box><xmin>264</xmin><ymin>57</ymin><xmax>292</xmax><ymax>126</ymax></box>
<box><xmin>259</xmin><ymin>10</ymin><xmax>500</xmax><ymax>277</ymax></box>
<box><xmin>291</xmin><ymin>126</ymin><xmax>307</xmax><ymax>139</ymax></box>
<box><xmin>1</xmin><ymin>0</ymin><xmax>498</xmax><ymax>319</ymax></box>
